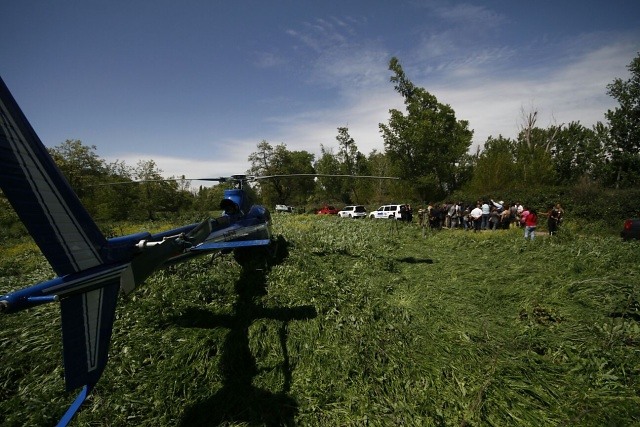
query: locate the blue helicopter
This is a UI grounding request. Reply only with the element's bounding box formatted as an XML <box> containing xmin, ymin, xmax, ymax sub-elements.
<box><xmin>0</xmin><ymin>75</ymin><xmax>399</xmax><ymax>425</ymax></box>
<box><xmin>0</xmin><ymin>76</ymin><xmax>283</xmax><ymax>426</ymax></box>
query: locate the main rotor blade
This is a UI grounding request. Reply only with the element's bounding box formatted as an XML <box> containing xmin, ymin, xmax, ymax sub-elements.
<box><xmin>254</xmin><ymin>174</ymin><xmax>400</xmax><ymax>180</ymax></box>
<box><xmin>88</xmin><ymin>179</ymin><xmax>183</xmax><ymax>186</ymax></box>
<box><xmin>88</xmin><ymin>177</ymin><xmax>229</xmax><ymax>186</ymax></box>
<box><xmin>89</xmin><ymin>173</ymin><xmax>399</xmax><ymax>187</ymax></box>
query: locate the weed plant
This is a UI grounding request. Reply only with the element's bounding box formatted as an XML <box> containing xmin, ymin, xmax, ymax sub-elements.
<box><xmin>1</xmin><ymin>215</ymin><xmax>640</xmax><ymax>426</ymax></box>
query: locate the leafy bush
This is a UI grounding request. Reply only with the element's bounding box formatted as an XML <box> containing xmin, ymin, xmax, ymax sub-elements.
<box><xmin>0</xmin><ymin>198</ymin><xmax>27</xmax><ymax>240</ymax></box>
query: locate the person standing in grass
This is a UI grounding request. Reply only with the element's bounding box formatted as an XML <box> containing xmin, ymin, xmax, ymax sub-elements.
<box><xmin>500</xmin><ymin>204</ymin><xmax>511</xmax><ymax>229</ymax></box>
<box><xmin>515</xmin><ymin>202</ymin><xmax>524</xmax><ymax>227</ymax></box>
<box><xmin>520</xmin><ymin>206</ymin><xmax>530</xmax><ymax>227</ymax></box>
<box><xmin>470</xmin><ymin>203</ymin><xmax>483</xmax><ymax>232</ymax></box>
<box><xmin>481</xmin><ymin>200</ymin><xmax>491</xmax><ymax>230</ymax></box>
<box><xmin>509</xmin><ymin>202</ymin><xmax>518</xmax><ymax>228</ymax></box>
<box><xmin>462</xmin><ymin>205</ymin><xmax>471</xmax><ymax>230</ymax></box>
<box><xmin>556</xmin><ymin>203</ymin><xmax>565</xmax><ymax>229</ymax></box>
<box><xmin>524</xmin><ymin>207</ymin><xmax>538</xmax><ymax>240</ymax></box>
<box><xmin>489</xmin><ymin>207</ymin><xmax>500</xmax><ymax>230</ymax></box>
<box><xmin>547</xmin><ymin>204</ymin><xmax>560</xmax><ymax>235</ymax></box>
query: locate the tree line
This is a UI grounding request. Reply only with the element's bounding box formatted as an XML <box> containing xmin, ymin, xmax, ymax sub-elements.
<box><xmin>2</xmin><ymin>53</ymin><xmax>638</xmax><ymax>223</ymax></box>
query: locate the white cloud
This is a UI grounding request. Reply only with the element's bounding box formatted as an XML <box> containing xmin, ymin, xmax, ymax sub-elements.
<box><xmin>233</xmin><ymin>35</ymin><xmax>636</xmax><ymax>166</ymax></box>
<box><xmin>107</xmin><ymin>24</ymin><xmax>638</xmax><ymax>181</ymax></box>
<box><xmin>435</xmin><ymin>3</ymin><xmax>506</xmax><ymax>29</ymax></box>
<box><xmin>253</xmin><ymin>51</ymin><xmax>287</xmax><ymax>69</ymax></box>
<box><xmin>428</xmin><ymin>39</ymin><xmax>636</xmax><ymax>149</ymax></box>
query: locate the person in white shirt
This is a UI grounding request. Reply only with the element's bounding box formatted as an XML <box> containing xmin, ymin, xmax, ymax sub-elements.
<box><xmin>481</xmin><ymin>201</ymin><xmax>491</xmax><ymax>229</ymax></box>
<box><xmin>470</xmin><ymin>204</ymin><xmax>483</xmax><ymax>232</ymax></box>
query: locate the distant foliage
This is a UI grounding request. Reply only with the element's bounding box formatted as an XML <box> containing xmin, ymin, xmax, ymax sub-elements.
<box><xmin>380</xmin><ymin>57</ymin><xmax>473</xmax><ymax>201</ymax></box>
<box><xmin>25</xmin><ymin>53</ymin><xmax>639</xmax><ymax>224</ymax></box>
<box><xmin>0</xmin><ymin>196</ymin><xmax>26</xmax><ymax>239</ymax></box>
<box><xmin>604</xmin><ymin>52</ymin><xmax>640</xmax><ymax>188</ymax></box>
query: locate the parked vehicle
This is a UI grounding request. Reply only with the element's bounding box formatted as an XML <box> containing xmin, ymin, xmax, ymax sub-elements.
<box><xmin>621</xmin><ymin>218</ymin><xmax>640</xmax><ymax>240</ymax></box>
<box><xmin>369</xmin><ymin>204</ymin><xmax>405</xmax><ymax>220</ymax></box>
<box><xmin>338</xmin><ymin>205</ymin><xmax>367</xmax><ymax>218</ymax></box>
<box><xmin>275</xmin><ymin>204</ymin><xmax>295</xmax><ymax>213</ymax></box>
<box><xmin>317</xmin><ymin>205</ymin><xmax>339</xmax><ymax>215</ymax></box>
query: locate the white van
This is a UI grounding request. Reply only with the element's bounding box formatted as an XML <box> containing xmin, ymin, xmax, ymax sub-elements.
<box><xmin>369</xmin><ymin>204</ymin><xmax>405</xmax><ymax>220</ymax></box>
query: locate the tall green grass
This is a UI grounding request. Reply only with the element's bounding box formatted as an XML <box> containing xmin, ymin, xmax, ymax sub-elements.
<box><xmin>1</xmin><ymin>216</ymin><xmax>639</xmax><ymax>426</ymax></box>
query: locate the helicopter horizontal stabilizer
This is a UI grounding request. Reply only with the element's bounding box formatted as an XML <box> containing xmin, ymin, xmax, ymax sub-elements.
<box><xmin>191</xmin><ymin>238</ymin><xmax>271</xmax><ymax>251</ymax></box>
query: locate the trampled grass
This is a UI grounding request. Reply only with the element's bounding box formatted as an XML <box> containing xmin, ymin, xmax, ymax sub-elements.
<box><xmin>1</xmin><ymin>215</ymin><xmax>640</xmax><ymax>426</ymax></box>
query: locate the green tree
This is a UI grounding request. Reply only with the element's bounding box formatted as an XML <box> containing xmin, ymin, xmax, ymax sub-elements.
<box><xmin>134</xmin><ymin>159</ymin><xmax>179</xmax><ymax>220</ymax></box>
<box><xmin>514</xmin><ymin>110</ymin><xmax>556</xmax><ymax>186</ymax></box>
<box><xmin>247</xmin><ymin>140</ymin><xmax>315</xmax><ymax>207</ymax></box>
<box><xmin>314</xmin><ymin>145</ymin><xmax>343</xmax><ymax>203</ymax></box>
<box><xmin>604</xmin><ymin>52</ymin><xmax>640</xmax><ymax>188</ymax></box>
<box><xmin>591</xmin><ymin>122</ymin><xmax>615</xmax><ymax>185</ymax></box>
<box><xmin>48</xmin><ymin>139</ymin><xmax>107</xmax><ymax>200</ymax></box>
<box><xmin>90</xmin><ymin>160</ymin><xmax>138</xmax><ymax>221</ymax></box>
<box><xmin>336</xmin><ymin>127</ymin><xmax>358</xmax><ymax>175</ymax></box>
<box><xmin>379</xmin><ymin>57</ymin><xmax>473</xmax><ymax>201</ymax></box>
<box><xmin>366</xmin><ymin>150</ymin><xmax>400</xmax><ymax>204</ymax></box>
<box><xmin>312</xmin><ymin>128</ymin><xmax>375</xmax><ymax>204</ymax></box>
<box><xmin>550</xmin><ymin>121</ymin><xmax>605</xmax><ymax>184</ymax></box>
<box><xmin>453</xmin><ymin>152</ymin><xmax>476</xmax><ymax>192</ymax></box>
<box><xmin>191</xmin><ymin>184</ymin><xmax>227</xmax><ymax>214</ymax></box>
<box><xmin>466</xmin><ymin>135</ymin><xmax>518</xmax><ymax>194</ymax></box>
<box><xmin>336</xmin><ymin>127</ymin><xmax>357</xmax><ymax>202</ymax></box>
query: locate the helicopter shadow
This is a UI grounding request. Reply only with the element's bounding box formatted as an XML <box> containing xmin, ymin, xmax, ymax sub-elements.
<box><xmin>174</xmin><ymin>236</ymin><xmax>317</xmax><ymax>426</ymax></box>
<box><xmin>396</xmin><ymin>256</ymin><xmax>433</xmax><ymax>264</ymax></box>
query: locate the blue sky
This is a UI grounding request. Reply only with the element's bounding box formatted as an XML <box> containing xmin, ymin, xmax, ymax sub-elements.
<box><xmin>1</xmin><ymin>1</ymin><xmax>638</xmax><ymax>180</ymax></box>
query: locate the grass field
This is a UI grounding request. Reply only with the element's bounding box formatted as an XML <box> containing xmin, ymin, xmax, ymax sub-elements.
<box><xmin>1</xmin><ymin>215</ymin><xmax>640</xmax><ymax>426</ymax></box>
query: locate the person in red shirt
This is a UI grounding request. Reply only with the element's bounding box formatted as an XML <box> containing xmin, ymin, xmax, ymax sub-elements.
<box><xmin>524</xmin><ymin>207</ymin><xmax>538</xmax><ymax>240</ymax></box>
<box><xmin>520</xmin><ymin>208</ymin><xmax>530</xmax><ymax>227</ymax></box>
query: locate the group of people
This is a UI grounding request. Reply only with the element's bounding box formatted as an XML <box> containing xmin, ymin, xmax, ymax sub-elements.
<box><xmin>417</xmin><ymin>200</ymin><xmax>565</xmax><ymax>240</ymax></box>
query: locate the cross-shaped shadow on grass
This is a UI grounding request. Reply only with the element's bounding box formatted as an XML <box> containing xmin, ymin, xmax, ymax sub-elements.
<box><xmin>175</xmin><ymin>238</ymin><xmax>316</xmax><ymax>426</ymax></box>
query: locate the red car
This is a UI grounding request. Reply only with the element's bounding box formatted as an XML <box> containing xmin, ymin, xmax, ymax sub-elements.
<box><xmin>316</xmin><ymin>205</ymin><xmax>339</xmax><ymax>215</ymax></box>
<box><xmin>621</xmin><ymin>218</ymin><xmax>640</xmax><ymax>240</ymax></box>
